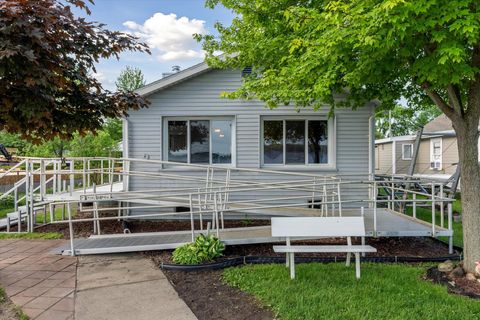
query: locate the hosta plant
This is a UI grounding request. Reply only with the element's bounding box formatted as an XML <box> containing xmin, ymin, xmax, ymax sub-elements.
<box><xmin>172</xmin><ymin>234</ymin><xmax>226</xmax><ymax>265</ymax></box>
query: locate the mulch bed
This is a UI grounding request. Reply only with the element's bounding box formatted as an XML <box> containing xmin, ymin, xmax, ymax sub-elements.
<box><xmin>425</xmin><ymin>267</ymin><xmax>480</xmax><ymax>299</ymax></box>
<box><xmin>164</xmin><ymin>269</ymin><xmax>274</xmax><ymax>320</ymax></box>
<box><xmin>147</xmin><ymin>236</ymin><xmax>455</xmax><ymax>266</ymax></box>
<box><xmin>31</xmin><ymin>216</ymin><xmax>270</xmax><ymax>238</ymax></box>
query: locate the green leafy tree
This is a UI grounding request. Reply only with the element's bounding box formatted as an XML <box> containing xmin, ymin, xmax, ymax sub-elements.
<box><xmin>23</xmin><ymin>138</ymin><xmax>69</xmax><ymax>158</ymax></box>
<box><xmin>103</xmin><ymin>119</ymin><xmax>123</xmax><ymax>143</ymax></box>
<box><xmin>116</xmin><ymin>66</ymin><xmax>146</xmax><ymax>92</ymax></box>
<box><xmin>376</xmin><ymin>105</ymin><xmax>442</xmax><ymax>138</ymax></box>
<box><xmin>69</xmin><ymin>131</ymin><xmax>118</xmax><ymax>157</ymax></box>
<box><xmin>199</xmin><ymin>0</ymin><xmax>480</xmax><ymax>272</ymax></box>
<box><xmin>0</xmin><ymin>0</ymin><xmax>149</xmax><ymax>141</ymax></box>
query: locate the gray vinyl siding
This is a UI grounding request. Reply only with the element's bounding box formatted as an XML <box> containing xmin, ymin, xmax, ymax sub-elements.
<box><xmin>126</xmin><ymin>69</ymin><xmax>374</xmax><ymax>216</ymax></box>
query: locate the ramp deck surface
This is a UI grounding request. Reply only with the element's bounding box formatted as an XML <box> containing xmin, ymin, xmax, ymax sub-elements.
<box><xmin>55</xmin><ymin>208</ymin><xmax>451</xmax><ymax>255</ymax></box>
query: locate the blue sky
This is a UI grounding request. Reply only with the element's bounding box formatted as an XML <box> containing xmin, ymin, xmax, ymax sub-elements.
<box><xmin>75</xmin><ymin>0</ymin><xmax>234</xmax><ymax>90</ymax></box>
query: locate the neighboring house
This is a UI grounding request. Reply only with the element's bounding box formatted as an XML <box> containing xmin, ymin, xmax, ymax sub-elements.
<box><xmin>123</xmin><ymin>60</ymin><xmax>377</xmax><ymax>211</ymax></box>
<box><xmin>375</xmin><ymin>114</ymin><xmax>480</xmax><ymax>177</ymax></box>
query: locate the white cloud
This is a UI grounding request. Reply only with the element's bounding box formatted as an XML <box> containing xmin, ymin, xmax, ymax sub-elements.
<box><xmin>123</xmin><ymin>12</ymin><xmax>206</xmax><ymax>62</ymax></box>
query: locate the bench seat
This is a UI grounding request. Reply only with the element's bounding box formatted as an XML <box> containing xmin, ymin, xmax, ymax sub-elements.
<box><xmin>273</xmin><ymin>245</ymin><xmax>377</xmax><ymax>253</ymax></box>
<box><xmin>271</xmin><ymin>217</ymin><xmax>377</xmax><ymax>280</ymax></box>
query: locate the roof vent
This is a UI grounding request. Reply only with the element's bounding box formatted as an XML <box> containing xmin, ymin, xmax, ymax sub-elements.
<box><xmin>241</xmin><ymin>66</ymin><xmax>252</xmax><ymax>77</ymax></box>
<box><xmin>162</xmin><ymin>66</ymin><xmax>182</xmax><ymax>78</ymax></box>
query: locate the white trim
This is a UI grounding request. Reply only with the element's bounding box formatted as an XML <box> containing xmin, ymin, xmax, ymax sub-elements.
<box><xmin>375</xmin><ymin>135</ymin><xmax>416</xmax><ymax>144</ymax></box>
<box><xmin>429</xmin><ymin>137</ymin><xmax>443</xmax><ymax>170</ymax></box>
<box><xmin>260</xmin><ymin>116</ymin><xmax>336</xmax><ymax>170</ymax></box>
<box><xmin>401</xmin><ymin>143</ymin><xmax>413</xmax><ymax>160</ymax></box>
<box><xmin>162</xmin><ymin>116</ymin><xmax>236</xmax><ymax>167</ymax></box>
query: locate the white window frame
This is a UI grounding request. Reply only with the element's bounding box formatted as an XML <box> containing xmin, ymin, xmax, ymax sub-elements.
<box><xmin>163</xmin><ymin>116</ymin><xmax>236</xmax><ymax>167</ymax></box>
<box><xmin>430</xmin><ymin>137</ymin><xmax>443</xmax><ymax>170</ymax></box>
<box><xmin>401</xmin><ymin>143</ymin><xmax>413</xmax><ymax>160</ymax></box>
<box><xmin>260</xmin><ymin>116</ymin><xmax>336</xmax><ymax>169</ymax></box>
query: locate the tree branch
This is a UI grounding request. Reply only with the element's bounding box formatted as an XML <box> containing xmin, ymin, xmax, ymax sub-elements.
<box><xmin>422</xmin><ymin>82</ymin><xmax>457</xmax><ymax>121</ymax></box>
<box><xmin>446</xmin><ymin>84</ymin><xmax>464</xmax><ymax>116</ymax></box>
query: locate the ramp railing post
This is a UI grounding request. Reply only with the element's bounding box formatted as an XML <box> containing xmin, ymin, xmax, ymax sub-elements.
<box><xmin>337</xmin><ymin>181</ymin><xmax>342</xmax><ymax>217</ymax></box>
<box><xmin>40</xmin><ymin>159</ymin><xmax>45</xmax><ymax>200</ymax></box>
<box><xmin>82</xmin><ymin>158</ymin><xmax>87</xmax><ymax>194</ymax></box>
<box><xmin>412</xmin><ymin>193</ymin><xmax>417</xmax><ymax>219</ymax></box>
<box><xmin>197</xmin><ymin>188</ymin><xmax>203</xmax><ymax>230</ymax></box>
<box><xmin>189</xmin><ymin>193</ymin><xmax>194</xmax><ymax>241</ymax></box>
<box><xmin>447</xmin><ymin>202</ymin><xmax>453</xmax><ymax>254</ymax></box>
<box><xmin>213</xmin><ymin>192</ymin><xmax>219</xmax><ymax>237</ymax></box>
<box><xmin>440</xmin><ymin>184</ymin><xmax>444</xmax><ymax>228</ymax></box>
<box><xmin>69</xmin><ymin>160</ymin><xmax>74</xmax><ymax>196</ymax></box>
<box><xmin>67</xmin><ymin>202</ymin><xmax>75</xmax><ymax>256</ymax></box>
<box><xmin>431</xmin><ymin>183</ymin><xmax>436</xmax><ymax>236</ymax></box>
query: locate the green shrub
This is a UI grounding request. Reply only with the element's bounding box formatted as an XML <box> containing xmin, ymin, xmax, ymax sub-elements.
<box><xmin>172</xmin><ymin>234</ymin><xmax>225</xmax><ymax>265</ymax></box>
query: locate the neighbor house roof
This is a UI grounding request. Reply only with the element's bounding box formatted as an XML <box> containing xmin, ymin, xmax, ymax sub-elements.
<box><xmin>423</xmin><ymin>114</ymin><xmax>454</xmax><ymax>133</ymax></box>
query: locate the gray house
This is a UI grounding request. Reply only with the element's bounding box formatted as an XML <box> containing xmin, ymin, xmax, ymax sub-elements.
<box><xmin>122</xmin><ymin>61</ymin><xmax>377</xmax><ymax>212</ymax></box>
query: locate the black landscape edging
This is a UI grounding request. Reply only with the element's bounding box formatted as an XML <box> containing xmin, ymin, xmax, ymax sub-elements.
<box><xmin>159</xmin><ymin>253</ymin><xmax>462</xmax><ymax>271</ymax></box>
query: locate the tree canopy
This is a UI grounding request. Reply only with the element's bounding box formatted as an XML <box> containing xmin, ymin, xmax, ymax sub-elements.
<box><xmin>116</xmin><ymin>66</ymin><xmax>146</xmax><ymax>92</ymax></box>
<box><xmin>0</xmin><ymin>0</ymin><xmax>150</xmax><ymax>142</ymax></box>
<box><xmin>199</xmin><ymin>0</ymin><xmax>480</xmax><ymax>272</ymax></box>
<box><xmin>375</xmin><ymin>104</ymin><xmax>441</xmax><ymax>138</ymax></box>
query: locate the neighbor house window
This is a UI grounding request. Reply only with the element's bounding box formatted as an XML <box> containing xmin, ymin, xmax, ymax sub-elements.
<box><xmin>430</xmin><ymin>138</ymin><xmax>442</xmax><ymax>169</ymax></box>
<box><xmin>402</xmin><ymin>144</ymin><xmax>413</xmax><ymax>160</ymax></box>
<box><xmin>262</xmin><ymin>119</ymin><xmax>330</xmax><ymax>165</ymax></box>
<box><xmin>166</xmin><ymin>118</ymin><xmax>233</xmax><ymax>164</ymax></box>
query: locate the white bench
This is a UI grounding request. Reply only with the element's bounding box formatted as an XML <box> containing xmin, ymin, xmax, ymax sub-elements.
<box><xmin>272</xmin><ymin>217</ymin><xmax>377</xmax><ymax>279</ymax></box>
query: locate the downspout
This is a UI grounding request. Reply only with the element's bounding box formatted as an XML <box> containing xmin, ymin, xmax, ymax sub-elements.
<box><xmin>369</xmin><ymin>114</ymin><xmax>376</xmax><ymax>208</ymax></box>
<box><xmin>122</xmin><ymin>116</ymin><xmax>129</xmax><ymax>192</ymax></box>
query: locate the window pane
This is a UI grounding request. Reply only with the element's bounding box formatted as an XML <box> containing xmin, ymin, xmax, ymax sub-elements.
<box><xmin>168</xmin><ymin>121</ymin><xmax>188</xmax><ymax>163</ymax></box>
<box><xmin>190</xmin><ymin>120</ymin><xmax>210</xmax><ymax>163</ymax></box>
<box><xmin>404</xmin><ymin>145</ymin><xmax>412</xmax><ymax>159</ymax></box>
<box><xmin>308</xmin><ymin>120</ymin><xmax>328</xmax><ymax>164</ymax></box>
<box><xmin>211</xmin><ymin>120</ymin><xmax>232</xmax><ymax>164</ymax></box>
<box><xmin>263</xmin><ymin>121</ymin><xmax>283</xmax><ymax>164</ymax></box>
<box><xmin>286</xmin><ymin>121</ymin><xmax>305</xmax><ymax>164</ymax></box>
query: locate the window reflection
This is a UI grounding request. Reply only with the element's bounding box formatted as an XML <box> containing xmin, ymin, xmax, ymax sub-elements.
<box><xmin>190</xmin><ymin>120</ymin><xmax>210</xmax><ymax>164</ymax></box>
<box><xmin>167</xmin><ymin>121</ymin><xmax>188</xmax><ymax>163</ymax></box>
<box><xmin>264</xmin><ymin>120</ymin><xmax>283</xmax><ymax>164</ymax></box>
<box><xmin>212</xmin><ymin>120</ymin><xmax>232</xmax><ymax>164</ymax></box>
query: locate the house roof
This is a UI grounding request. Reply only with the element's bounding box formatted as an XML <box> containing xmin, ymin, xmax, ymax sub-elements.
<box><xmin>135</xmin><ymin>60</ymin><xmax>212</xmax><ymax>97</ymax></box>
<box><xmin>423</xmin><ymin>114</ymin><xmax>454</xmax><ymax>133</ymax></box>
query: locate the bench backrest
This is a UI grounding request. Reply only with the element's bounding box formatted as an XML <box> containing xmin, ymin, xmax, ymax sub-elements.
<box><xmin>271</xmin><ymin>217</ymin><xmax>366</xmax><ymax>237</ymax></box>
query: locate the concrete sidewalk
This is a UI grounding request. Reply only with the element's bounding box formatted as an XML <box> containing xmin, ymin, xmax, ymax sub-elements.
<box><xmin>75</xmin><ymin>254</ymin><xmax>197</xmax><ymax>320</ymax></box>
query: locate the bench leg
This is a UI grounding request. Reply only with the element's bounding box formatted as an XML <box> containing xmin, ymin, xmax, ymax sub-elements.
<box><xmin>355</xmin><ymin>253</ymin><xmax>360</xmax><ymax>279</ymax></box>
<box><xmin>361</xmin><ymin>237</ymin><xmax>366</xmax><ymax>257</ymax></box>
<box><xmin>286</xmin><ymin>253</ymin><xmax>289</xmax><ymax>267</ymax></box>
<box><xmin>346</xmin><ymin>252</ymin><xmax>351</xmax><ymax>267</ymax></box>
<box><xmin>290</xmin><ymin>253</ymin><xmax>295</xmax><ymax>280</ymax></box>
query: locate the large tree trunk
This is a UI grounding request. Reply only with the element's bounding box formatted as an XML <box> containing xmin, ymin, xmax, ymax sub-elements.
<box><xmin>452</xmin><ymin>117</ymin><xmax>480</xmax><ymax>273</ymax></box>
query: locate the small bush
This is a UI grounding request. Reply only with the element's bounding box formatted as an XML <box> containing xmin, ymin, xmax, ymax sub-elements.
<box><xmin>0</xmin><ymin>195</ymin><xmax>14</xmax><ymax>209</ymax></box>
<box><xmin>172</xmin><ymin>234</ymin><xmax>225</xmax><ymax>265</ymax></box>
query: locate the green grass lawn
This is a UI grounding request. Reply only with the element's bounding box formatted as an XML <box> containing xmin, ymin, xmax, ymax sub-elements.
<box><xmin>0</xmin><ymin>232</ymin><xmax>62</xmax><ymax>239</ymax></box>
<box><xmin>0</xmin><ymin>287</ymin><xmax>29</xmax><ymax>320</ymax></box>
<box><xmin>224</xmin><ymin>263</ymin><xmax>480</xmax><ymax>320</ymax></box>
<box><xmin>403</xmin><ymin>198</ymin><xmax>463</xmax><ymax>247</ymax></box>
